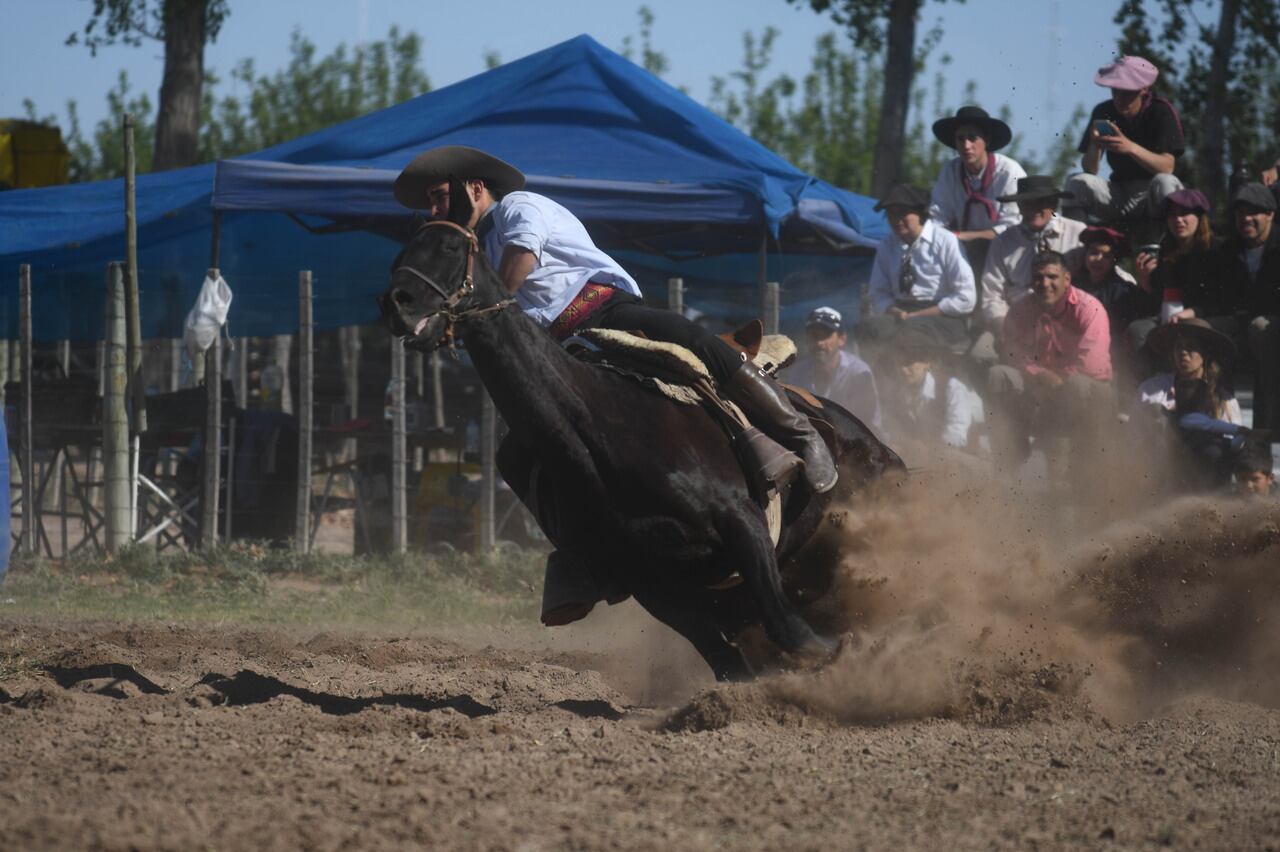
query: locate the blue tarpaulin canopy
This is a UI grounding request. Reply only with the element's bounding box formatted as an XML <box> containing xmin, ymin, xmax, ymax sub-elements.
<box><xmin>0</xmin><ymin>34</ymin><xmax>885</xmax><ymax>342</ymax></box>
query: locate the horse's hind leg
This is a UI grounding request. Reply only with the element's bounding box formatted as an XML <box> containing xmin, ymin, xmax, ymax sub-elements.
<box><xmin>720</xmin><ymin>510</ymin><xmax>834</xmax><ymax>658</ymax></box>
<box><xmin>631</xmin><ymin>584</ymin><xmax>753</xmax><ymax>682</ymax></box>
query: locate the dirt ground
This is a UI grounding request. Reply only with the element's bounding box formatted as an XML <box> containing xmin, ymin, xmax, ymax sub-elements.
<box><xmin>2</xmin><ymin>478</ymin><xmax>1280</xmax><ymax>850</ymax></box>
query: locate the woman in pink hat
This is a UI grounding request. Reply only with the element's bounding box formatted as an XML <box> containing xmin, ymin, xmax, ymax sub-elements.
<box><xmin>1064</xmin><ymin>55</ymin><xmax>1185</xmax><ymax>235</ymax></box>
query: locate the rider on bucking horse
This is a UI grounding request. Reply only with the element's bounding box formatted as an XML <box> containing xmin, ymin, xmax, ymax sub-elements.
<box><xmin>393</xmin><ymin>146</ymin><xmax>838</xmax><ymax>495</ymax></box>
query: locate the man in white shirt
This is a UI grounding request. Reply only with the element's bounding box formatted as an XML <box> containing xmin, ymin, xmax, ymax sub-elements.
<box><xmin>860</xmin><ymin>184</ymin><xmax>976</xmax><ymax>351</ymax></box>
<box><xmin>979</xmin><ymin>175</ymin><xmax>1087</xmax><ymax>344</ymax></box>
<box><xmin>393</xmin><ymin>146</ymin><xmax>838</xmax><ymax>490</ymax></box>
<box><xmin>928</xmin><ymin>105</ymin><xmax>1026</xmax><ymax>276</ymax></box>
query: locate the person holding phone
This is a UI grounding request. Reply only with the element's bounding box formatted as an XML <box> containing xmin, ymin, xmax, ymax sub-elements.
<box><xmin>1064</xmin><ymin>55</ymin><xmax>1184</xmax><ymax>235</ymax></box>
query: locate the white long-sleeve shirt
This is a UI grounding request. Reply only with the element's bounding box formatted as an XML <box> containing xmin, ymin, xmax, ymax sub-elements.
<box><xmin>867</xmin><ymin>220</ymin><xmax>976</xmax><ymax>317</ymax></box>
<box><xmin>928</xmin><ymin>153</ymin><xmax>1026</xmax><ymax>235</ymax></box>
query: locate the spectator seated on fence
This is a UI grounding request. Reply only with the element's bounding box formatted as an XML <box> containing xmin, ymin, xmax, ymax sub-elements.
<box><xmin>1126</xmin><ymin>189</ymin><xmax>1225</xmax><ymax>367</ymax></box>
<box><xmin>987</xmin><ymin>251</ymin><xmax>1113</xmax><ymax>478</ymax></box>
<box><xmin>976</xmin><ymin>176</ymin><xmax>1086</xmax><ymax>360</ymax></box>
<box><xmin>1217</xmin><ymin>182</ymin><xmax>1280</xmax><ymax>431</ymax></box>
<box><xmin>1233</xmin><ymin>439</ymin><xmax>1276</xmax><ymax>498</ymax></box>
<box><xmin>859</xmin><ymin>184</ymin><xmax>976</xmax><ymax>352</ymax></box>
<box><xmin>1064</xmin><ymin>55</ymin><xmax>1184</xmax><ymax>239</ymax></box>
<box><xmin>1137</xmin><ymin>319</ymin><xmax>1244</xmax><ymax>489</ymax></box>
<box><xmin>928</xmin><ymin>105</ymin><xmax>1026</xmax><ymax>276</ymax></box>
<box><xmin>885</xmin><ymin>327</ymin><xmax>985</xmax><ymax>454</ymax></box>
<box><xmin>1076</xmin><ymin>225</ymin><xmax>1146</xmax><ymax>372</ymax></box>
<box><xmin>784</xmin><ymin>306</ymin><xmax>881</xmax><ymax>430</ymax></box>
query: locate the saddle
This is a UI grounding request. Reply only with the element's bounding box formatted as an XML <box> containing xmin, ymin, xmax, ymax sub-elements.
<box><xmin>568</xmin><ymin>320</ymin><xmax>834</xmax><ymax>547</ymax></box>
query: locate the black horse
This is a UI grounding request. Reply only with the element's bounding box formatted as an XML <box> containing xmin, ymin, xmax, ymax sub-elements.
<box><xmin>380</xmin><ymin>189</ymin><xmax>904</xmax><ymax>680</ymax></box>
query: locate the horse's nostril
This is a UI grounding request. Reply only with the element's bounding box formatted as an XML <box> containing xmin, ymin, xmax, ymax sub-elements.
<box><xmin>393</xmin><ymin>289</ymin><xmax>413</xmax><ymax>307</ymax></box>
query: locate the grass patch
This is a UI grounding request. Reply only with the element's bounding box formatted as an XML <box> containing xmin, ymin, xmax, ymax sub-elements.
<box><xmin>0</xmin><ymin>542</ymin><xmax>545</xmax><ymax>627</ymax></box>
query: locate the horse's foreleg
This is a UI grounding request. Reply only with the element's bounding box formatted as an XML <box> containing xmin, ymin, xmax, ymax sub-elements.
<box><xmin>720</xmin><ymin>510</ymin><xmax>834</xmax><ymax>658</ymax></box>
<box><xmin>631</xmin><ymin>584</ymin><xmax>753</xmax><ymax>682</ymax></box>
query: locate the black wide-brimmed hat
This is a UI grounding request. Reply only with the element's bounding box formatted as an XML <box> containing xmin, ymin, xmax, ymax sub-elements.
<box><xmin>394</xmin><ymin>146</ymin><xmax>526</xmax><ymax>209</ymax></box>
<box><xmin>874</xmin><ymin>184</ymin><xmax>931</xmax><ymax>213</ymax></box>
<box><xmin>931</xmin><ymin>105</ymin><xmax>1013</xmax><ymax>152</ymax></box>
<box><xmin>1147</xmin><ymin>318</ymin><xmax>1237</xmax><ymax>367</ymax></box>
<box><xmin>997</xmin><ymin>175</ymin><xmax>1070</xmax><ymax>204</ymax></box>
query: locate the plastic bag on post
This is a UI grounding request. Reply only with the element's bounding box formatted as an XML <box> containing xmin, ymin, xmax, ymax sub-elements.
<box><xmin>184</xmin><ymin>273</ymin><xmax>233</xmax><ymax>360</ymax></box>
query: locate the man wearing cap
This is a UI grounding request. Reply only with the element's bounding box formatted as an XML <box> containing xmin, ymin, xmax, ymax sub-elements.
<box><xmin>784</xmin><ymin>307</ymin><xmax>881</xmax><ymax>430</ymax></box>
<box><xmin>928</xmin><ymin>105</ymin><xmax>1026</xmax><ymax>275</ymax></box>
<box><xmin>978</xmin><ymin>176</ymin><xmax>1086</xmax><ymax>346</ymax></box>
<box><xmin>1064</xmin><ymin>55</ymin><xmax>1184</xmax><ymax>230</ymax></box>
<box><xmin>988</xmin><ymin>251</ymin><xmax>1112</xmax><ymax>495</ymax></box>
<box><xmin>861</xmin><ymin>184</ymin><xmax>976</xmax><ymax>350</ymax></box>
<box><xmin>1216</xmin><ymin>182</ymin><xmax>1280</xmax><ymax>430</ymax></box>
<box><xmin>392</xmin><ymin>146</ymin><xmax>838</xmax><ymax>493</ymax></box>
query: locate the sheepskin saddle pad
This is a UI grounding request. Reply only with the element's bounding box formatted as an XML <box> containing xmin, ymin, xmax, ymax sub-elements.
<box><xmin>576</xmin><ymin>322</ymin><xmax>798</xmax><ymax>406</ymax></box>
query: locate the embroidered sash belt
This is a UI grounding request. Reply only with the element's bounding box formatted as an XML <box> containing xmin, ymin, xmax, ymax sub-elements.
<box><xmin>549</xmin><ymin>282</ymin><xmax>617</xmax><ymax>341</ymax></box>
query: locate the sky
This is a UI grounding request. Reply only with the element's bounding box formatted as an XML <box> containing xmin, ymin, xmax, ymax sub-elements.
<box><xmin>0</xmin><ymin>0</ymin><xmax>1131</xmax><ymax>166</ymax></box>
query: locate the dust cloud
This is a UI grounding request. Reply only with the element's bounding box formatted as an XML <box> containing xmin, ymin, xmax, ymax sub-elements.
<box><xmin>688</xmin><ymin>445</ymin><xmax>1280</xmax><ymax>728</ymax></box>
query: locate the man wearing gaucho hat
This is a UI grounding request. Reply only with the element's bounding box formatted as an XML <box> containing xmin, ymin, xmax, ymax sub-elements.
<box><xmin>393</xmin><ymin>146</ymin><xmax>837</xmax><ymax>492</ymax></box>
<box><xmin>928</xmin><ymin>105</ymin><xmax>1026</xmax><ymax>276</ymax></box>
<box><xmin>1064</xmin><ymin>55</ymin><xmax>1184</xmax><ymax>230</ymax></box>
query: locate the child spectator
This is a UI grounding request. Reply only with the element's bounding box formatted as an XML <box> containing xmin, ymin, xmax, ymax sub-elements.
<box><xmin>885</xmin><ymin>328</ymin><xmax>985</xmax><ymax>453</ymax></box>
<box><xmin>1064</xmin><ymin>55</ymin><xmax>1184</xmax><ymax>238</ymax></box>
<box><xmin>928</xmin><ymin>105</ymin><xmax>1026</xmax><ymax>277</ymax></box>
<box><xmin>785</xmin><ymin>306</ymin><xmax>881</xmax><ymax>430</ymax></box>
<box><xmin>1077</xmin><ymin>225</ymin><xmax>1145</xmax><ymax>346</ymax></box>
<box><xmin>1233</xmin><ymin>440</ymin><xmax>1276</xmax><ymax>498</ymax></box>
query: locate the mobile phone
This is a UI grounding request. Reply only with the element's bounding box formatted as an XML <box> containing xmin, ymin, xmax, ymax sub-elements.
<box><xmin>1094</xmin><ymin>120</ymin><xmax>1117</xmax><ymax>137</ymax></box>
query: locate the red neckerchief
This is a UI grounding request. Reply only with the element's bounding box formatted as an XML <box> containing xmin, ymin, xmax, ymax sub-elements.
<box><xmin>959</xmin><ymin>153</ymin><xmax>998</xmax><ymax>230</ymax></box>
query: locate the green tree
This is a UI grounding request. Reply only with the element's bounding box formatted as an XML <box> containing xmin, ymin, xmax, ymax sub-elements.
<box><xmin>785</xmin><ymin>0</ymin><xmax>962</xmax><ymax>198</ymax></box>
<box><xmin>68</xmin><ymin>0</ymin><xmax>230</xmax><ymax>171</ymax></box>
<box><xmin>620</xmin><ymin>6</ymin><xmax>671</xmax><ymax>77</ymax></box>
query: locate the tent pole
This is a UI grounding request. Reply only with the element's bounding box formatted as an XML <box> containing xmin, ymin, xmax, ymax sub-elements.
<box><xmin>123</xmin><ymin>113</ymin><xmax>146</xmax><ymax>435</ymax></box>
<box><xmin>209</xmin><ymin>210</ymin><xmax>222</xmax><ymax>269</ymax></box>
<box><xmin>201</xmin><ymin>267</ymin><xmax>222</xmax><ymax>549</ymax></box>
<box><xmin>18</xmin><ymin>265</ymin><xmax>34</xmax><ymax>557</ymax></box>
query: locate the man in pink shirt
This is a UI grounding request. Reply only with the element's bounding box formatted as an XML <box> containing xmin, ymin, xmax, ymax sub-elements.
<box><xmin>988</xmin><ymin>250</ymin><xmax>1114</xmax><ymax>482</ymax></box>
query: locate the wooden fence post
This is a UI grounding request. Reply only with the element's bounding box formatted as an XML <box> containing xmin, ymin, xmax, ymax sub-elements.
<box><xmin>762</xmin><ymin>281</ymin><xmax>781</xmax><ymax>336</ymax></box>
<box><xmin>123</xmin><ymin>112</ymin><xmax>146</xmax><ymax>435</ymax></box>
<box><xmin>18</xmin><ymin>265</ymin><xmax>34</xmax><ymax>556</ymax></box>
<box><xmin>390</xmin><ymin>336</ymin><xmax>407</xmax><ymax>554</ymax></box>
<box><xmin>478</xmin><ymin>392</ymin><xmax>496</xmax><ymax>551</ymax></box>
<box><xmin>103</xmin><ymin>262</ymin><xmax>132</xmax><ymax>553</ymax></box>
<box><xmin>667</xmin><ymin>277</ymin><xmax>684</xmax><ymax>315</ymax></box>
<box><xmin>295</xmin><ymin>272</ymin><xmax>313</xmax><ymax>552</ymax></box>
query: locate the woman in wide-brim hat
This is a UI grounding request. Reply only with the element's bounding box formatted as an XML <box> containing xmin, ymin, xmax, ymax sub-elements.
<box><xmin>1140</xmin><ymin>318</ymin><xmax>1241</xmax><ymax>424</ymax></box>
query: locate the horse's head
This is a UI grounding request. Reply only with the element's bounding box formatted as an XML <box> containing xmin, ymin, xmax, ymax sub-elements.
<box><xmin>380</xmin><ymin>177</ymin><xmax>484</xmax><ymax>351</ymax></box>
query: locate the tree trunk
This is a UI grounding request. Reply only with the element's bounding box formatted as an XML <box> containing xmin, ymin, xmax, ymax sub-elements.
<box><xmin>870</xmin><ymin>0</ymin><xmax>919</xmax><ymax>199</ymax></box>
<box><xmin>1202</xmin><ymin>0</ymin><xmax>1240</xmax><ymax>209</ymax></box>
<box><xmin>152</xmin><ymin>0</ymin><xmax>207</xmax><ymax>171</ymax></box>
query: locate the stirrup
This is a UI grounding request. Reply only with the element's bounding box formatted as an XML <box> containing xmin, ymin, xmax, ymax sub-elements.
<box><xmin>734</xmin><ymin>426</ymin><xmax>802</xmax><ymax>493</ymax></box>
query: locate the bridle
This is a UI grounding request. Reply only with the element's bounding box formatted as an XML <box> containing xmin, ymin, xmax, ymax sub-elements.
<box><xmin>392</xmin><ymin>219</ymin><xmax>514</xmax><ymax>354</ymax></box>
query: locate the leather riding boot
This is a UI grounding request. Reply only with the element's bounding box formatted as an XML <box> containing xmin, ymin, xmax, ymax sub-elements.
<box><xmin>724</xmin><ymin>365</ymin><xmax>839</xmax><ymax>493</ymax></box>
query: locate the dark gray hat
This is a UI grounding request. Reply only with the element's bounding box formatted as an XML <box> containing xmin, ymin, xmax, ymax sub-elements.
<box><xmin>997</xmin><ymin>175</ymin><xmax>1070</xmax><ymax>203</ymax></box>
<box><xmin>874</xmin><ymin>184</ymin><xmax>930</xmax><ymax>212</ymax></box>
<box><xmin>1229</xmin><ymin>181</ymin><xmax>1277</xmax><ymax>213</ymax></box>
<box><xmin>394</xmin><ymin>146</ymin><xmax>526</xmax><ymax>209</ymax></box>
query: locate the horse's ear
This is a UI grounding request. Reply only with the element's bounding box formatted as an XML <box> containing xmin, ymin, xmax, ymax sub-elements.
<box><xmin>446</xmin><ymin>175</ymin><xmax>474</xmax><ymax>229</ymax></box>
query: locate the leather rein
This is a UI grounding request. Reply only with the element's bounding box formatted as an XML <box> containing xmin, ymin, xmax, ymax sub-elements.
<box><xmin>392</xmin><ymin>219</ymin><xmax>515</xmax><ymax>354</ymax></box>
